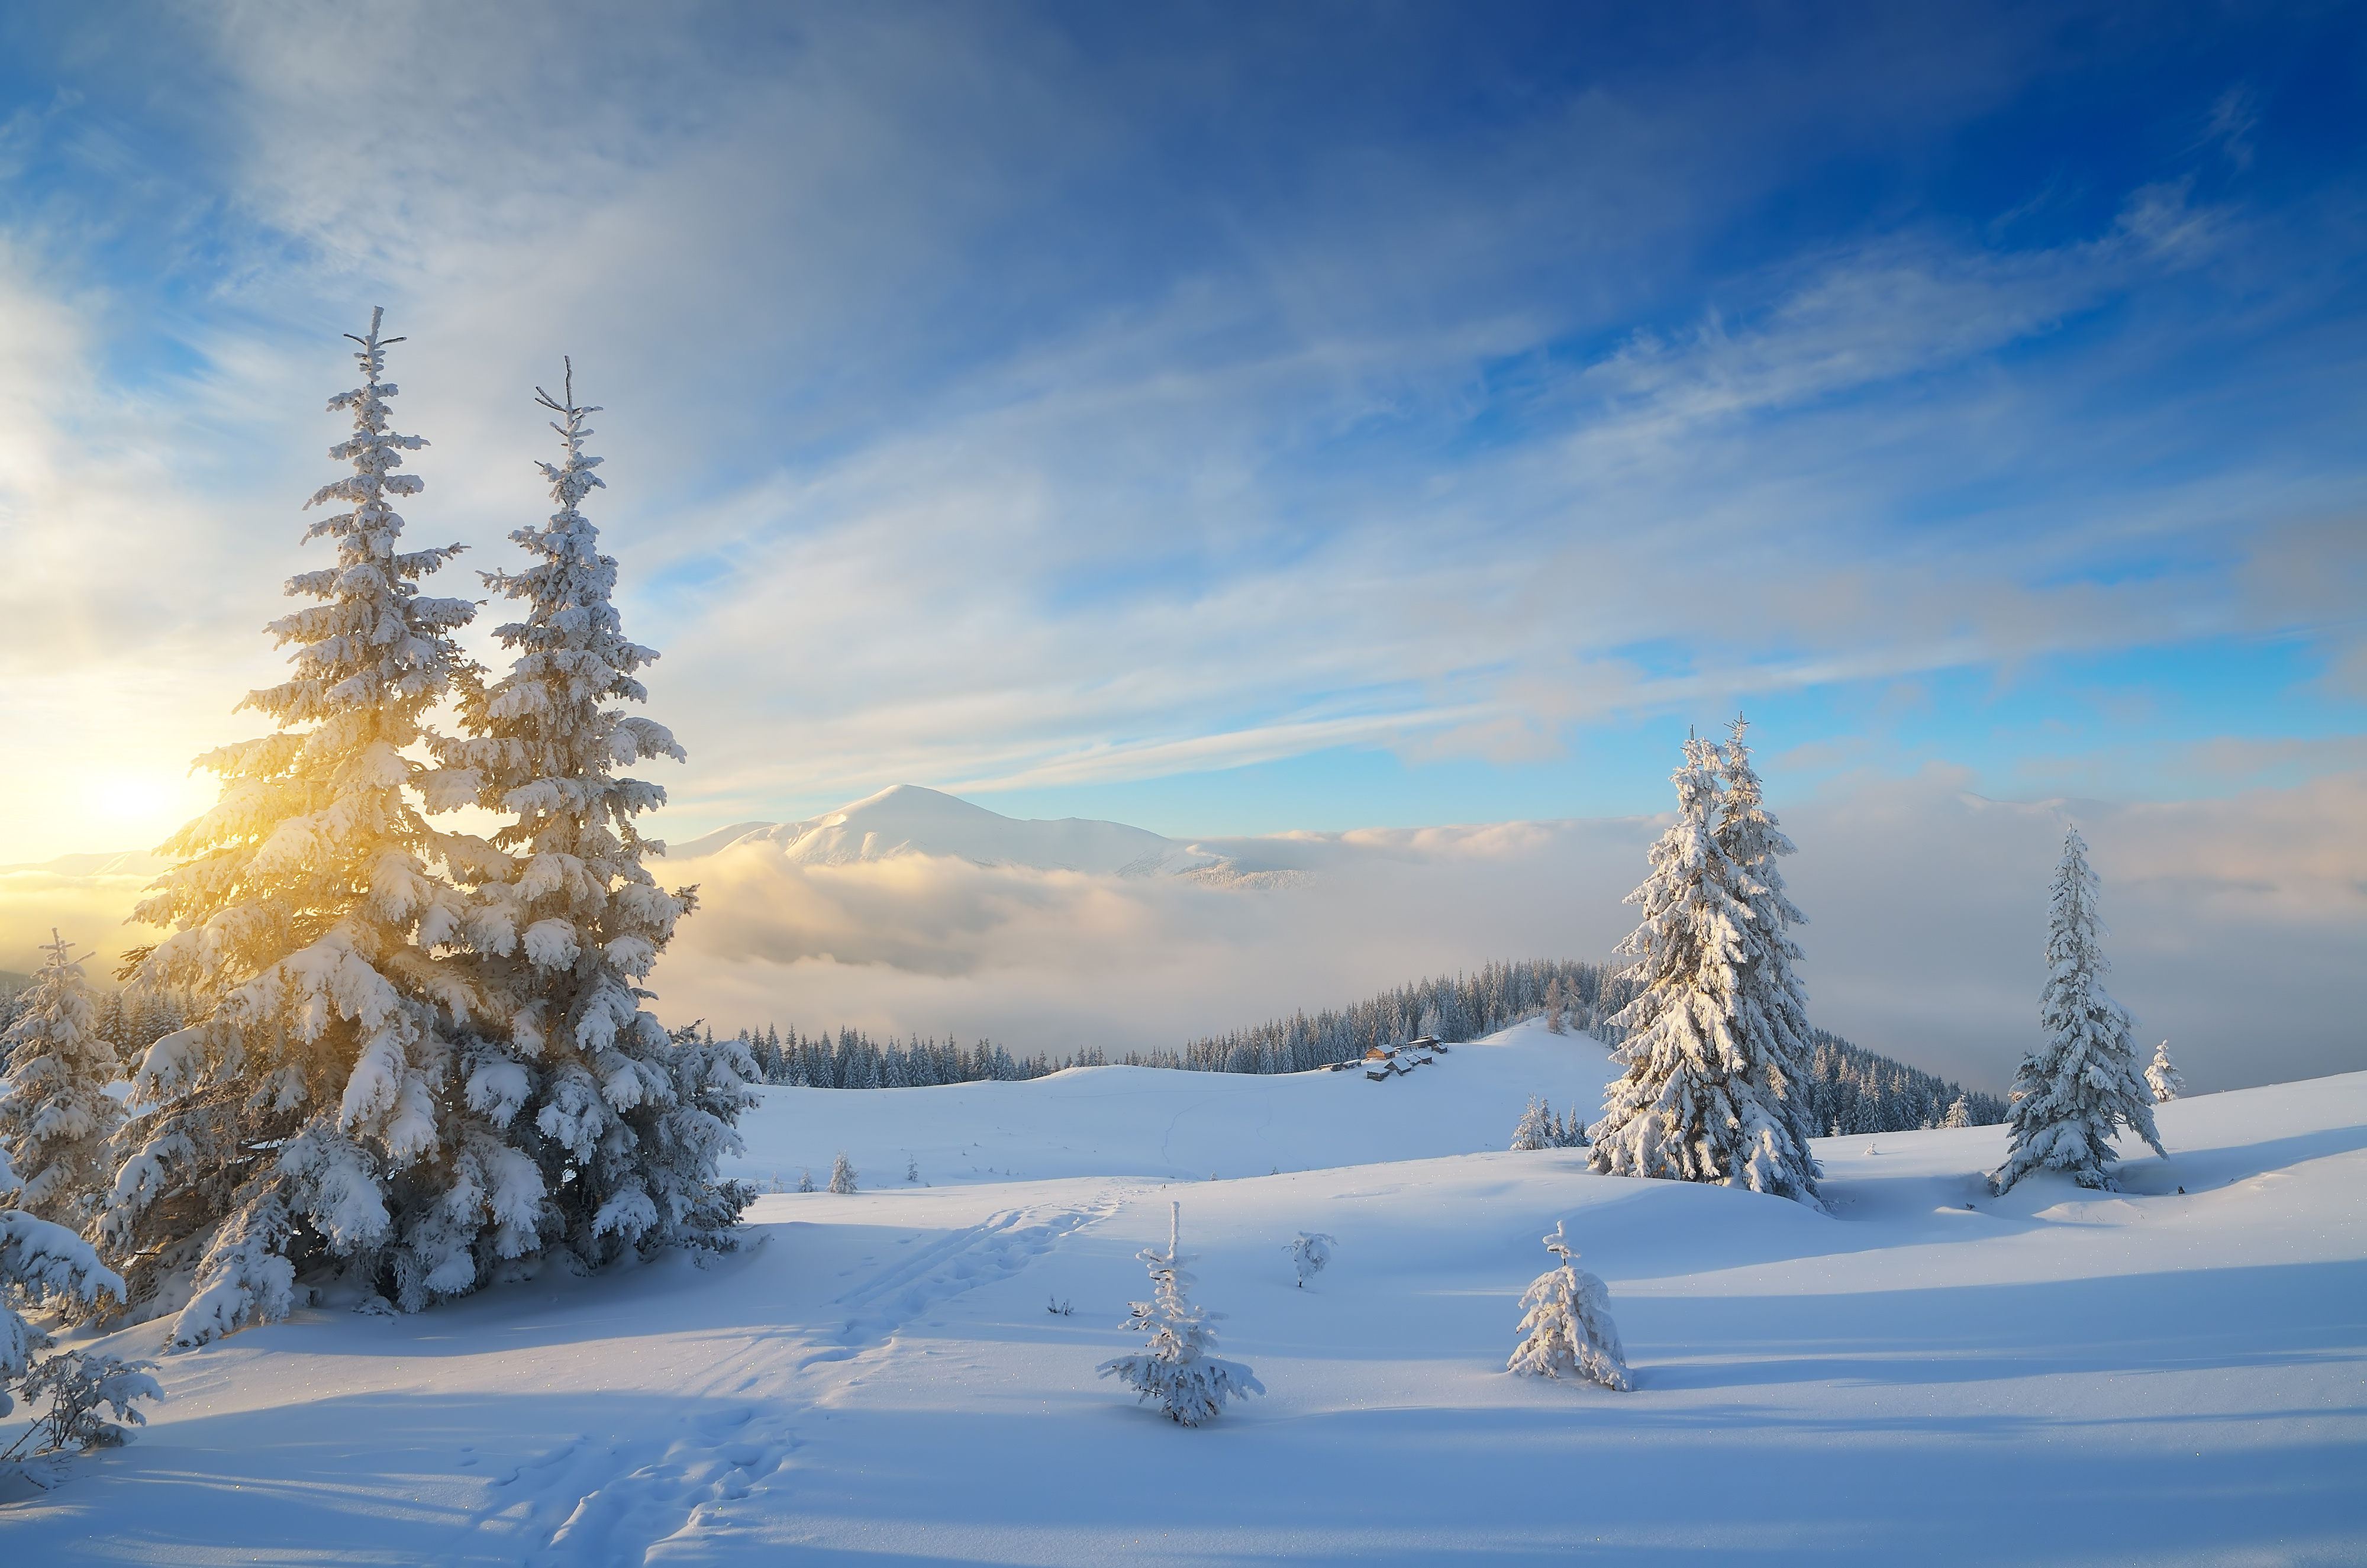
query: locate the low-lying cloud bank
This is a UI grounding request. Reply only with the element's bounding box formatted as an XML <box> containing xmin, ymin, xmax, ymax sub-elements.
<box><xmin>9</xmin><ymin>770</ymin><xmax>2360</xmax><ymax>1095</ymax></box>
<box><xmin>648</xmin><ymin>767</ymin><xmax>2365</xmax><ymax>1095</ymax></box>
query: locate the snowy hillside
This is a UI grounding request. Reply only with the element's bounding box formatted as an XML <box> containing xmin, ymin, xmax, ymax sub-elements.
<box><xmin>5</xmin><ymin>1019</ymin><xmax>2362</xmax><ymax>1563</ymax></box>
<box><xmin>669</xmin><ymin>784</ymin><xmax>1227</xmax><ymax>877</ymax></box>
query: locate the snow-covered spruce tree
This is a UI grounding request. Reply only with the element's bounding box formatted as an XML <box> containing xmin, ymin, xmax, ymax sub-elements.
<box><xmin>1991</xmin><ymin>829</ymin><xmax>2168</xmax><ymax>1193</ymax></box>
<box><xmin>1099</xmin><ymin>1204</ymin><xmax>1263</xmax><ymax>1425</ymax></box>
<box><xmin>2146</xmin><ymin>1040</ymin><xmax>2185</xmax><ymax>1104</ymax></box>
<box><xmin>426</xmin><ymin>362</ymin><xmax>753</xmax><ymax>1293</ymax></box>
<box><xmin>1284</xmin><ymin>1231</ymin><xmax>1336</xmax><ymax>1289</ymax></box>
<box><xmin>796</xmin><ymin>1168</ymin><xmax>815</xmax><ymax>1193</ymax></box>
<box><xmin>1587</xmin><ymin>737</ymin><xmax>1822</xmax><ymax>1207</ymax></box>
<box><xmin>1710</xmin><ymin>717</ymin><xmax>1824</xmax><ymax>1184</ymax></box>
<box><xmin>0</xmin><ymin>932</ymin><xmax>121</xmax><ymax>1234</ymax></box>
<box><xmin>828</xmin><ymin>1151</ymin><xmax>857</xmax><ymax>1195</ymax></box>
<box><xmin>1507</xmin><ymin>1221</ymin><xmax>1631</xmax><ymax>1391</ymax></box>
<box><xmin>1510</xmin><ymin>1098</ymin><xmax>1556</xmax><ymax>1151</ymax></box>
<box><xmin>111</xmin><ymin>311</ymin><xmax>486</xmax><ymax>1347</ymax></box>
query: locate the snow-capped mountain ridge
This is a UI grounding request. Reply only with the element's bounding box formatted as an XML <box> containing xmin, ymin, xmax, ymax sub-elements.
<box><xmin>667</xmin><ymin>784</ymin><xmax>1228</xmax><ymax>877</ymax></box>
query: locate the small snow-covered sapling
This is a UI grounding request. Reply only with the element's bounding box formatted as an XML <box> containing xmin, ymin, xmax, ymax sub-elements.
<box><xmin>0</xmin><ymin>1350</ymin><xmax>163</xmax><ymax>1458</ymax></box>
<box><xmin>905</xmin><ymin>1156</ymin><xmax>920</xmax><ymax>1184</ymax></box>
<box><xmin>1285</xmin><ymin>1231</ymin><xmax>1337</xmax><ymax>1288</ymax></box>
<box><xmin>1511</xmin><ymin>1098</ymin><xmax>1556</xmax><ymax>1151</ymax></box>
<box><xmin>1508</xmin><ymin>1222</ymin><xmax>1631</xmax><ymax>1392</ymax></box>
<box><xmin>796</xmin><ymin>1169</ymin><xmax>815</xmax><ymax>1193</ymax></box>
<box><xmin>829</xmin><ymin>1152</ymin><xmax>858</xmax><ymax>1194</ymax></box>
<box><xmin>1098</xmin><ymin>1203</ymin><xmax>1264</xmax><ymax>1426</ymax></box>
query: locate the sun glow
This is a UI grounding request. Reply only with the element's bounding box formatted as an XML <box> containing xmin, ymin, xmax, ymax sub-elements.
<box><xmin>2</xmin><ymin>767</ymin><xmax>218</xmax><ymax>869</ymax></box>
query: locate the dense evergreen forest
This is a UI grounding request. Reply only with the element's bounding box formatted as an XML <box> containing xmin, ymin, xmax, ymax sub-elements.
<box><xmin>727</xmin><ymin>957</ymin><xmax>2010</xmax><ymax>1133</ymax></box>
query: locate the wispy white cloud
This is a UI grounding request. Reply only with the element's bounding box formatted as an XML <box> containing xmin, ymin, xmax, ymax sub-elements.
<box><xmin>2</xmin><ymin>4</ymin><xmax>2360</xmax><ymax>865</ymax></box>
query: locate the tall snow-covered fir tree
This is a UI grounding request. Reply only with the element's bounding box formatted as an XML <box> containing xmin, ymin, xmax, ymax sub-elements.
<box><xmin>0</xmin><ymin>932</ymin><xmax>121</xmax><ymax>1234</ymax></box>
<box><xmin>1991</xmin><ymin>828</ymin><xmax>2167</xmax><ymax>1193</ymax></box>
<box><xmin>1711</xmin><ymin>717</ymin><xmax>1824</xmax><ymax>1183</ymax></box>
<box><xmin>111</xmin><ymin>310</ymin><xmax>486</xmax><ymax>1348</ymax></box>
<box><xmin>2146</xmin><ymin>1040</ymin><xmax>2185</xmax><ymax>1104</ymax></box>
<box><xmin>428</xmin><ymin>362</ymin><xmax>753</xmax><ymax>1285</ymax></box>
<box><xmin>1588</xmin><ymin>736</ymin><xmax>1823</xmax><ymax>1206</ymax></box>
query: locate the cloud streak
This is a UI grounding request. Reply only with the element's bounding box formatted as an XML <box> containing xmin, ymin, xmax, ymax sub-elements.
<box><xmin>0</xmin><ymin>4</ymin><xmax>2358</xmax><ymax>868</ymax></box>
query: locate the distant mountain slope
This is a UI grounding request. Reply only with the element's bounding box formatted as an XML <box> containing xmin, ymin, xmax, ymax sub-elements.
<box><xmin>0</xmin><ymin>848</ymin><xmax>172</xmax><ymax>879</ymax></box>
<box><xmin>667</xmin><ymin>783</ymin><xmax>1229</xmax><ymax>877</ymax></box>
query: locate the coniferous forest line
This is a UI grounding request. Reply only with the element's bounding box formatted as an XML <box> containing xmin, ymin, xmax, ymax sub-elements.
<box><xmin>721</xmin><ymin>956</ymin><xmax>2008</xmax><ymax>1133</ymax></box>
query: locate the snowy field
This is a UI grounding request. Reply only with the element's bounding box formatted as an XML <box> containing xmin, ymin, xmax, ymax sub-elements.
<box><xmin>4</xmin><ymin>1019</ymin><xmax>2362</xmax><ymax>1564</ymax></box>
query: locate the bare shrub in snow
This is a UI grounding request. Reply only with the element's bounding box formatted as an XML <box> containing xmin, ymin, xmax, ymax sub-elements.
<box><xmin>1508</xmin><ymin>1222</ymin><xmax>1631</xmax><ymax>1392</ymax></box>
<box><xmin>1099</xmin><ymin>1203</ymin><xmax>1263</xmax><ymax>1425</ymax></box>
<box><xmin>1284</xmin><ymin>1231</ymin><xmax>1336</xmax><ymax>1288</ymax></box>
<box><xmin>1991</xmin><ymin>830</ymin><xmax>2168</xmax><ymax>1194</ymax></box>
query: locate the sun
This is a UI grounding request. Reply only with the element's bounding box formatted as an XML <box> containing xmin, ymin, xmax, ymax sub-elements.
<box><xmin>95</xmin><ymin>776</ymin><xmax>175</xmax><ymax>821</ymax></box>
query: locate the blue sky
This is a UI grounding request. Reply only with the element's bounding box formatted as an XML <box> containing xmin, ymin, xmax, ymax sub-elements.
<box><xmin>1</xmin><ymin>2</ymin><xmax>2363</xmax><ymax>854</ymax></box>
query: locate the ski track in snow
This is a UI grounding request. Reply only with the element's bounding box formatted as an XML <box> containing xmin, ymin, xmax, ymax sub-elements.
<box><xmin>485</xmin><ymin>1191</ymin><xmax>1123</xmax><ymax>1567</ymax></box>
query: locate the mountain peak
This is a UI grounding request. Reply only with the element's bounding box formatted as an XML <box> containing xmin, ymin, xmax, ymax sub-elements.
<box><xmin>671</xmin><ymin>786</ymin><xmax>1225</xmax><ymax>877</ymax></box>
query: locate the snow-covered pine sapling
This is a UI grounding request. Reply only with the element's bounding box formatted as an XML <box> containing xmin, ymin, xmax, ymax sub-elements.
<box><xmin>1510</xmin><ymin>1098</ymin><xmax>1556</xmax><ymax>1151</ymax></box>
<box><xmin>905</xmin><ymin>1156</ymin><xmax>920</xmax><ymax>1184</ymax></box>
<box><xmin>1284</xmin><ymin>1231</ymin><xmax>1337</xmax><ymax>1288</ymax></box>
<box><xmin>2147</xmin><ymin>1041</ymin><xmax>2185</xmax><ymax>1104</ymax></box>
<box><xmin>1508</xmin><ymin>1221</ymin><xmax>1631</xmax><ymax>1392</ymax></box>
<box><xmin>1943</xmin><ymin>1095</ymin><xmax>1972</xmax><ymax>1130</ymax></box>
<box><xmin>1990</xmin><ymin>828</ymin><xmax>2168</xmax><ymax>1194</ymax></box>
<box><xmin>1098</xmin><ymin>1202</ymin><xmax>1264</xmax><ymax>1425</ymax></box>
<box><xmin>796</xmin><ymin>1169</ymin><xmax>815</xmax><ymax>1193</ymax></box>
<box><xmin>0</xmin><ymin>931</ymin><xmax>121</xmax><ymax>1237</ymax></box>
<box><xmin>1556</xmin><ymin>1108</ymin><xmax>1590</xmax><ymax>1147</ymax></box>
<box><xmin>0</xmin><ymin>1350</ymin><xmax>163</xmax><ymax>1458</ymax></box>
<box><xmin>829</xmin><ymin>1152</ymin><xmax>858</xmax><ymax>1195</ymax></box>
